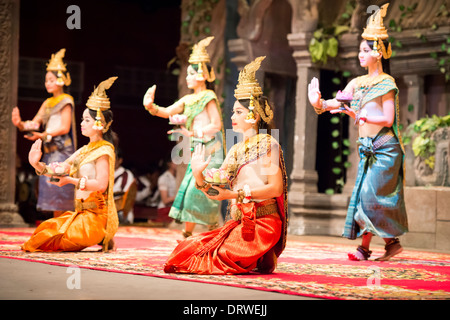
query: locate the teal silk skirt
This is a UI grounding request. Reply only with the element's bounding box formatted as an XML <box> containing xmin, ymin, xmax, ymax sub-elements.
<box><xmin>168</xmin><ymin>162</ymin><xmax>221</xmax><ymax>226</ymax></box>
<box><xmin>343</xmin><ymin>127</ymin><xmax>408</xmax><ymax>240</ymax></box>
<box><xmin>168</xmin><ymin>137</ymin><xmax>223</xmax><ymax>226</ymax></box>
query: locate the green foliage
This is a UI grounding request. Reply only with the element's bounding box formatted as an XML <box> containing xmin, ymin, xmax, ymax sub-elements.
<box><xmin>308</xmin><ymin>0</ymin><xmax>355</xmax><ymax>64</ymax></box>
<box><xmin>309</xmin><ymin>34</ymin><xmax>341</xmax><ymax>64</ymax></box>
<box><xmin>328</xmin><ymin>115</ymin><xmax>352</xmax><ymax>194</ymax></box>
<box><xmin>181</xmin><ymin>0</ymin><xmax>219</xmax><ymax>38</ymax></box>
<box><xmin>403</xmin><ymin>114</ymin><xmax>450</xmax><ymax>169</ymax></box>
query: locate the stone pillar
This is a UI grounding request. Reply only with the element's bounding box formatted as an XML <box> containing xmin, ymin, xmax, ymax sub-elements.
<box><xmin>343</xmin><ymin>119</ymin><xmax>359</xmax><ymax>194</ymax></box>
<box><xmin>403</xmin><ymin>74</ymin><xmax>426</xmax><ymax>186</ymax></box>
<box><xmin>287</xmin><ymin>32</ymin><xmax>349</xmax><ymax>236</ymax></box>
<box><xmin>0</xmin><ymin>0</ymin><xmax>26</xmax><ymax>227</ymax></box>
<box><xmin>287</xmin><ymin>32</ymin><xmax>319</xmax><ymax>194</ymax></box>
<box><xmin>403</xmin><ymin>74</ymin><xmax>426</xmax><ymax>126</ymax></box>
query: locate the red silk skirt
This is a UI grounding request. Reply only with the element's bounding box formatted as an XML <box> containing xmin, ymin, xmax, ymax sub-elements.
<box><xmin>164</xmin><ymin>199</ymin><xmax>282</xmax><ymax>275</ymax></box>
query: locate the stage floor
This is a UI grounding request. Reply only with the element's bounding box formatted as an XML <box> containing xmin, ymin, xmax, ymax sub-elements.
<box><xmin>1</xmin><ymin>225</ymin><xmax>450</xmax><ymax>302</ymax></box>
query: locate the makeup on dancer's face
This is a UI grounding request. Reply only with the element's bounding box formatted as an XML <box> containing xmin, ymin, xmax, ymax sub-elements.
<box><xmin>186</xmin><ymin>65</ymin><xmax>200</xmax><ymax>89</ymax></box>
<box><xmin>80</xmin><ymin>109</ymin><xmax>94</xmax><ymax>135</ymax></box>
<box><xmin>231</xmin><ymin>101</ymin><xmax>251</xmax><ymax>133</ymax></box>
<box><xmin>358</xmin><ymin>40</ymin><xmax>376</xmax><ymax>67</ymax></box>
<box><xmin>45</xmin><ymin>72</ymin><xmax>59</xmax><ymax>93</ymax></box>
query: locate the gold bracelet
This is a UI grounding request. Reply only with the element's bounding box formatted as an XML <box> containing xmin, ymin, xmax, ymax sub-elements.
<box><xmin>35</xmin><ymin>163</ymin><xmax>47</xmax><ymax>176</ymax></box>
<box><xmin>236</xmin><ymin>189</ymin><xmax>245</xmax><ymax>203</ymax></box>
<box><xmin>195</xmin><ymin>180</ymin><xmax>208</xmax><ymax>190</ymax></box>
<box><xmin>148</xmin><ymin>104</ymin><xmax>159</xmax><ymax>116</ymax></box>
<box><xmin>314</xmin><ymin>99</ymin><xmax>325</xmax><ymax>115</ymax></box>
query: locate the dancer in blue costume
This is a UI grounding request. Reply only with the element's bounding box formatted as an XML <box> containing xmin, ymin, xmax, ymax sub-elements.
<box><xmin>308</xmin><ymin>4</ymin><xmax>408</xmax><ymax>261</ymax></box>
<box><xmin>12</xmin><ymin>49</ymin><xmax>77</xmax><ymax>216</ymax></box>
<box><xmin>143</xmin><ymin>37</ymin><xmax>224</xmax><ymax>237</ymax></box>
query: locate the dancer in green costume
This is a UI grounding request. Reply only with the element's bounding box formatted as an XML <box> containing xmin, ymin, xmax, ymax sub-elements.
<box><xmin>143</xmin><ymin>37</ymin><xmax>224</xmax><ymax>237</ymax></box>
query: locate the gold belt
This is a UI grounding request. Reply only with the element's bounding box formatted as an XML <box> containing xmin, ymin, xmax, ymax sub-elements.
<box><xmin>255</xmin><ymin>202</ymin><xmax>278</xmax><ymax>217</ymax></box>
<box><xmin>232</xmin><ymin>199</ymin><xmax>278</xmax><ymax>221</ymax></box>
<box><xmin>74</xmin><ymin>199</ymin><xmax>98</xmax><ymax>212</ymax></box>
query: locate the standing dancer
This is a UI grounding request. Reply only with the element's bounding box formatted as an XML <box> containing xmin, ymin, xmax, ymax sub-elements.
<box><xmin>12</xmin><ymin>49</ymin><xmax>77</xmax><ymax>216</ymax></box>
<box><xmin>143</xmin><ymin>37</ymin><xmax>224</xmax><ymax>237</ymax></box>
<box><xmin>22</xmin><ymin>77</ymin><xmax>119</xmax><ymax>252</ymax></box>
<box><xmin>164</xmin><ymin>56</ymin><xmax>288</xmax><ymax>275</ymax></box>
<box><xmin>307</xmin><ymin>4</ymin><xmax>408</xmax><ymax>261</ymax></box>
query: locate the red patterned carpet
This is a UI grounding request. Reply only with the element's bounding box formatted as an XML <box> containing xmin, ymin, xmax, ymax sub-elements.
<box><xmin>1</xmin><ymin>226</ymin><xmax>450</xmax><ymax>300</ymax></box>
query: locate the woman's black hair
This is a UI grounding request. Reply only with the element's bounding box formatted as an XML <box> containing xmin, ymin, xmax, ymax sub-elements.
<box><xmin>88</xmin><ymin>108</ymin><xmax>115</xmax><ymax>145</ymax></box>
<box><xmin>237</xmin><ymin>96</ymin><xmax>274</xmax><ymax>135</ymax></box>
<box><xmin>191</xmin><ymin>63</ymin><xmax>215</xmax><ymax>91</ymax></box>
<box><xmin>364</xmin><ymin>39</ymin><xmax>391</xmax><ymax>75</ymax></box>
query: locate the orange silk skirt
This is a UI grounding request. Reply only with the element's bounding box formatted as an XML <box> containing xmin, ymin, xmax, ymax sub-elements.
<box><xmin>22</xmin><ymin>191</ymin><xmax>108</xmax><ymax>252</ymax></box>
<box><xmin>164</xmin><ymin>200</ymin><xmax>282</xmax><ymax>275</ymax></box>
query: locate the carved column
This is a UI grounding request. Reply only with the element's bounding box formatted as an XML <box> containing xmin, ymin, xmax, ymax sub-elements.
<box><xmin>287</xmin><ymin>32</ymin><xmax>320</xmax><ymax>194</ymax></box>
<box><xmin>0</xmin><ymin>0</ymin><xmax>26</xmax><ymax>227</ymax></box>
<box><xmin>287</xmin><ymin>32</ymin><xmax>350</xmax><ymax>236</ymax></box>
<box><xmin>403</xmin><ymin>74</ymin><xmax>426</xmax><ymax>186</ymax></box>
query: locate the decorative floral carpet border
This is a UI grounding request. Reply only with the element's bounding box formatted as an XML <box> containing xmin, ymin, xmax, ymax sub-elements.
<box><xmin>1</xmin><ymin>227</ymin><xmax>450</xmax><ymax>300</ymax></box>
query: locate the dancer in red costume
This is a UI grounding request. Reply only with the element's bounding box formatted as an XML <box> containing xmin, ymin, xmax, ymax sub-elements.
<box><xmin>164</xmin><ymin>56</ymin><xmax>288</xmax><ymax>275</ymax></box>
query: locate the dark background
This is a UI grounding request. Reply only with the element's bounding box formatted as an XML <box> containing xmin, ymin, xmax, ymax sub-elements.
<box><xmin>16</xmin><ymin>0</ymin><xmax>182</xmax><ymax>176</ymax></box>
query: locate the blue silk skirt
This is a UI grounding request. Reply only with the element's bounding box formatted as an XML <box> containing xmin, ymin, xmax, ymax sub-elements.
<box><xmin>343</xmin><ymin>127</ymin><xmax>408</xmax><ymax>240</ymax></box>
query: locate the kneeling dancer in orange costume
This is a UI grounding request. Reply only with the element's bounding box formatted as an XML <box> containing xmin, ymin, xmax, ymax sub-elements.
<box><xmin>22</xmin><ymin>77</ymin><xmax>119</xmax><ymax>252</ymax></box>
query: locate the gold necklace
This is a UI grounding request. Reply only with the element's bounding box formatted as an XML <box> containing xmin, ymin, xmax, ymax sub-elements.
<box><xmin>356</xmin><ymin>73</ymin><xmax>390</xmax><ymax>88</ymax></box>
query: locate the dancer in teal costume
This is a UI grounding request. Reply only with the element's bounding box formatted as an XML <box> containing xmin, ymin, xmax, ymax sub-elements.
<box><xmin>143</xmin><ymin>37</ymin><xmax>224</xmax><ymax>237</ymax></box>
<box><xmin>308</xmin><ymin>4</ymin><xmax>408</xmax><ymax>261</ymax></box>
<box><xmin>168</xmin><ymin>89</ymin><xmax>224</xmax><ymax>230</ymax></box>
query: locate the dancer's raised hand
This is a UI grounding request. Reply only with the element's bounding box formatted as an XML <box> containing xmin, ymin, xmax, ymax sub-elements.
<box><xmin>191</xmin><ymin>143</ymin><xmax>211</xmax><ymax>177</ymax></box>
<box><xmin>11</xmin><ymin>107</ymin><xmax>22</xmax><ymax>128</ymax></box>
<box><xmin>143</xmin><ymin>85</ymin><xmax>156</xmax><ymax>110</ymax></box>
<box><xmin>307</xmin><ymin>77</ymin><xmax>322</xmax><ymax>108</ymax></box>
<box><xmin>28</xmin><ymin>139</ymin><xmax>43</xmax><ymax>167</ymax></box>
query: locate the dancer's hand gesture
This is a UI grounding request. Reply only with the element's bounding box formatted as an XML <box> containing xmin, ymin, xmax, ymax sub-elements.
<box><xmin>143</xmin><ymin>85</ymin><xmax>156</xmax><ymax>110</ymax></box>
<box><xmin>11</xmin><ymin>107</ymin><xmax>22</xmax><ymax>128</ymax></box>
<box><xmin>167</xmin><ymin>126</ymin><xmax>193</xmax><ymax>137</ymax></box>
<box><xmin>48</xmin><ymin>176</ymin><xmax>72</xmax><ymax>187</ymax></box>
<box><xmin>308</xmin><ymin>77</ymin><xmax>322</xmax><ymax>108</ymax></box>
<box><xmin>28</xmin><ymin>139</ymin><xmax>43</xmax><ymax>168</ymax></box>
<box><xmin>191</xmin><ymin>144</ymin><xmax>211</xmax><ymax>177</ymax></box>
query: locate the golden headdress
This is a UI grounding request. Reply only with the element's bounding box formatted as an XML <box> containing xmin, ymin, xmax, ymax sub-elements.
<box><xmin>234</xmin><ymin>56</ymin><xmax>273</xmax><ymax>124</ymax></box>
<box><xmin>361</xmin><ymin>3</ymin><xmax>392</xmax><ymax>59</ymax></box>
<box><xmin>86</xmin><ymin>77</ymin><xmax>118</xmax><ymax>132</ymax></box>
<box><xmin>188</xmin><ymin>36</ymin><xmax>216</xmax><ymax>82</ymax></box>
<box><xmin>46</xmin><ymin>48</ymin><xmax>72</xmax><ymax>86</ymax></box>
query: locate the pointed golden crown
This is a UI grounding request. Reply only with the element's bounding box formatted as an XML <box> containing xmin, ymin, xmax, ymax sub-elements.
<box><xmin>234</xmin><ymin>56</ymin><xmax>273</xmax><ymax>124</ymax></box>
<box><xmin>46</xmin><ymin>48</ymin><xmax>72</xmax><ymax>86</ymax></box>
<box><xmin>362</xmin><ymin>3</ymin><xmax>392</xmax><ymax>59</ymax></box>
<box><xmin>234</xmin><ymin>56</ymin><xmax>265</xmax><ymax>100</ymax></box>
<box><xmin>86</xmin><ymin>77</ymin><xmax>118</xmax><ymax>132</ymax></box>
<box><xmin>86</xmin><ymin>77</ymin><xmax>118</xmax><ymax>111</ymax></box>
<box><xmin>188</xmin><ymin>36</ymin><xmax>214</xmax><ymax>64</ymax></box>
<box><xmin>362</xmin><ymin>3</ymin><xmax>390</xmax><ymax>41</ymax></box>
<box><xmin>188</xmin><ymin>36</ymin><xmax>215</xmax><ymax>82</ymax></box>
